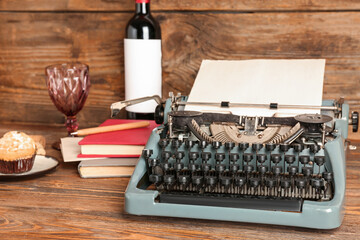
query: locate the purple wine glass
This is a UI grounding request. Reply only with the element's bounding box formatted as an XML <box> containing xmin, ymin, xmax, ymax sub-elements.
<box><xmin>45</xmin><ymin>63</ymin><xmax>90</xmax><ymax>149</ymax></box>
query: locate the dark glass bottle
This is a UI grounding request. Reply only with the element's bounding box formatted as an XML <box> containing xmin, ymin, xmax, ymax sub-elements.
<box><xmin>125</xmin><ymin>0</ymin><xmax>162</xmax><ymax>120</ymax></box>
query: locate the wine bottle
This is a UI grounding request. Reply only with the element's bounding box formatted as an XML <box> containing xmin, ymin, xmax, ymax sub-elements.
<box><xmin>124</xmin><ymin>0</ymin><xmax>162</xmax><ymax>120</ymax></box>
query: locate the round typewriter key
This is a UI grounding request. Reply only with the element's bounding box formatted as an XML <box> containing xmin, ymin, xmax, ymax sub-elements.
<box><xmin>280</xmin><ymin>179</ymin><xmax>291</xmax><ymax>189</ymax></box>
<box><xmin>302</xmin><ymin>166</ymin><xmax>313</xmax><ymax>176</ymax></box>
<box><xmin>322</xmin><ymin>172</ymin><xmax>333</xmax><ymax>181</ymax></box>
<box><xmin>272</xmin><ymin>165</ymin><xmax>283</xmax><ymax>175</ymax></box>
<box><xmin>174</xmin><ymin>162</ymin><xmax>184</xmax><ymax>171</ymax></box>
<box><xmin>188</xmin><ymin>163</ymin><xmax>199</xmax><ymax>172</ymax></box>
<box><xmin>265</xmin><ymin>177</ymin><xmax>276</xmax><ymax>188</ymax></box>
<box><xmin>212</xmin><ymin>141</ymin><xmax>222</xmax><ymax>149</ymax></box>
<box><xmin>185</xmin><ymin>140</ymin><xmax>195</xmax><ymax>148</ymax></box>
<box><xmin>258</xmin><ymin>165</ymin><xmax>268</xmax><ymax>174</ymax></box>
<box><xmin>149</xmin><ymin>174</ymin><xmax>163</xmax><ymax>184</ymax></box>
<box><xmin>299</xmin><ymin>155</ymin><xmax>310</xmax><ymax>165</ymax></box>
<box><xmin>235</xmin><ymin>176</ymin><xmax>246</xmax><ymax>186</ymax></box>
<box><xmin>158</xmin><ymin>139</ymin><xmax>169</xmax><ymax>148</ymax></box>
<box><xmin>296</xmin><ymin>178</ymin><xmax>306</xmax><ymax>188</ymax></box>
<box><xmin>220</xmin><ymin>176</ymin><xmax>232</xmax><ymax>186</ymax></box>
<box><xmin>252</xmin><ymin>143</ymin><xmax>263</xmax><ymax>151</ymax></box>
<box><xmin>243</xmin><ymin>153</ymin><xmax>253</xmax><ymax>162</ymax></box>
<box><xmin>230</xmin><ymin>153</ymin><xmax>240</xmax><ymax>162</ymax></box>
<box><xmin>239</xmin><ymin>142</ymin><xmax>249</xmax><ymax>150</ymax></box>
<box><xmin>215</xmin><ymin>153</ymin><xmax>226</xmax><ymax>162</ymax></box>
<box><xmin>292</xmin><ymin>143</ymin><xmax>304</xmax><ymax>152</ymax></box>
<box><xmin>244</xmin><ymin>165</ymin><xmax>254</xmax><ymax>173</ymax></box>
<box><xmin>148</xmin><ymin>158</ymin><xmax>159</xmax><ymax>167</ymax></box>
<box><xmin>171</xmin><ymin>139</ymin><xmax>182</xmax><ymax>148</ymax></box>
<box><xmin>280</xmin><ymin>143</ymin><xmax>290</xmax><ymax>152</ymax></box>
<box><xmin>201</xmin><ymin>152</ymin><xmax>212</xmax><ymax>161</ymax></box>
<box><xmin>199</xmin><ymin>140</ymin><xmax>208</xmax><ymax>149</ymax></box>
<box><xmin>314</xmin><ymin>155</ymin><xmax>325</xmax><ymax>166</ymax></box>
<box><xmin>230</xmin><ymin>164</ymin><xmax>239</xmax><ymax>172</ymax></box>
<box><xmin>189</xmin><ymin>152</ymin><xmax>199</xmax><ymax>161</ymax></box>
<box><xmin>175</xmin><ymin>151</ymin><xmax>185</xmax><ymax>160</ymax></box>
<box><xmin>205</xmin><ymin>176</ymin><xmax>218</xmax><ymax>186</ymax></box>
<box><xmin>178</xmin><ymin>174</ymin><xmax>190</xmax><ymax>185</ymax></box>
<box><xmin>271</xmin><ymin>154</ymin><xmax>281</xmax><ymax>164</ymax></box>
<box><xmin>142</xmin><ymin>149</ymin><xmax>153</xmax><ymax>158</ymax></box>
<box><xmin>288</xmin><ymin>165</ymin><xmax>299</xmax><ymax>175</ymax></box>
<box><xmin>256</xmin><ymin>154</ymin><xmax>267</xmax><ymax>163</ymax></box>
<box><xmin>164</xmin><ymin>174</ymin><xmax>176</xmax><ymax>184</ymax></box>
<box><xmin>161</xmin><ymin>151</ymin><xmax>172</xmax><ymax>161</ymax></box>
<box><xmin>162</xmin><ymin>162</ymin><xmax>173</xmax><ymax>171</ymax></box>
<box><xmin>311</xmin><ymin>178</ymin><xmax>324</xmax><ymax>189</ymax></box>
<box><xmin>201</xmin><ymin>163</ymin><xmax>212</xmax><ymax>172</ymax></box>
<box><xmin>225</xmin><ymin>142</ymin><xmax>235</xmax><ymax>149</ymax></box>
<box><xmin>215</xmin><ymin>164</ymin><xmax>226</xmax><ymax>172</ymax></box>
<box><xmin>249</xmin><ymin>177</ymin><xmax>260</xmax><ymax>188</ymax></box>
<box><xmin>310</xmin><ymin>144</ymin><xmax>320</xmax><ymax>153</ymax></box>
<box><xmin>192</xmin><ymin>175</ymin><xmax>204</xmax><ymax>185</ymax></box>
<box><xmin>285</xmin><ymin>155</ymin><xmax>296</xmax><ymax>164</ymax></box>
<box><xmin>265</xmin><ymin>143</ymin><xmax>276</xmax><ymax>151</ymax></box>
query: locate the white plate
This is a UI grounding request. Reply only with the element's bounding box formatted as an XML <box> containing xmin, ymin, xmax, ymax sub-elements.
<box><xmin>0</xmin><ymin>155</ymin><xmax>59</xmax><ymax>179</ymax></box>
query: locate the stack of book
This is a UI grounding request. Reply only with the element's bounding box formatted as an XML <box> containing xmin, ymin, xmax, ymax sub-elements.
<box><xmin>60</xmin><ymin>119</ymin><xmax>157</xmax><ymax>178</ymax></box>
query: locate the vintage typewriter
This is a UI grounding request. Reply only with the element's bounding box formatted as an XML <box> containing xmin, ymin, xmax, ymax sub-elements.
<box><xmin>111</xmin><ymin>92</ymin><xmax>358</xmax><ymax>229</ymax></box>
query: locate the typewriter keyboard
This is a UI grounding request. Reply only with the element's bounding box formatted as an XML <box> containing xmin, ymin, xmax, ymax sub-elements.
<box><xmin>144</xmin><ymin>139</ymin><xmax>334</xmax><ymax>202</ymax></box>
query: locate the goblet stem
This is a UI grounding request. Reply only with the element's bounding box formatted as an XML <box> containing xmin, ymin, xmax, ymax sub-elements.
<box><xmin>66</xmin><ymin>116</ymin><xmax>79</xmax><ymax>136</ymax></box>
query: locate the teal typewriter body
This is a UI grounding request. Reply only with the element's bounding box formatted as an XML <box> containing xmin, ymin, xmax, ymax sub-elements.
<box><xmin>116</xmin><ymin>95</ymin><xmax>357</xmax><ymax>229</ymax></box>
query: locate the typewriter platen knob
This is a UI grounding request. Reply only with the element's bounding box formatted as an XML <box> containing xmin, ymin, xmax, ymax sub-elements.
<box><xmin>154</xmin><ymin>104</ymin><xmax>164</xmax><ymax>124</ymax></box>
<box><xmin>350</xmin><ymin>111</ymin><xmax>359</xmax><ymax>132</ymax></box>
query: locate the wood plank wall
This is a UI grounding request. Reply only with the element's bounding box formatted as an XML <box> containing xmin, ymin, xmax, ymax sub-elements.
<box><xmin>0</xmin><ymin>0</ymin><xmax>360</xmax><ymax>130</ymax></box>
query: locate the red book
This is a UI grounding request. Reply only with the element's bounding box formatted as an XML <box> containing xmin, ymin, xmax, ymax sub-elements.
<box><xmin>78</xmin><ymin>119</ymin><xmax>158</xmax><ymax>158</ymax></box>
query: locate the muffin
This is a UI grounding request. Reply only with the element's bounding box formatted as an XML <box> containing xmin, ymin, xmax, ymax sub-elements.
<box><xmin>0</xmin><ymin>131</ymin><xmax>36</xmax><ymax>174</ymax></box>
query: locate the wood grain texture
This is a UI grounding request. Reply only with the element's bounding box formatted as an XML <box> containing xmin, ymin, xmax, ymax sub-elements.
<box><xmin>0</xmin><ymin>123</ymin><xmax>359</xmax><ymax>239</ymax></box>
<box><xmin>1</xmin><ymin>0</ymin><xmax>360</xmax><ymax>12</ymax></box>
<box><xmin>0</xmin><ymin>11</ymin><xmax>360</xmax><ymax>132</ymax></box>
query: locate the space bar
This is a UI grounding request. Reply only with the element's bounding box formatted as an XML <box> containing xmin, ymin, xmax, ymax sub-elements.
<box><xmin>158</xmin><ymin>193</ymin><xmax>303</xmax><ymax>212</ymax></box>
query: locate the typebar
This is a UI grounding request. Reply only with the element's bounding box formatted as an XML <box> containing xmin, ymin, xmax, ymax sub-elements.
<box><xmin>158</xmin><ymin>192</ymin><xmax>303</xmax><ymax>212</ymax></box>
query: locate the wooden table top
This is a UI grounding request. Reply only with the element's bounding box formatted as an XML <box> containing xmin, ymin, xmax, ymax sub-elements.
<box><xmin>0</xmin><ymin>123</ymin><xmax>359</xmax><ymax>240</ymax></box>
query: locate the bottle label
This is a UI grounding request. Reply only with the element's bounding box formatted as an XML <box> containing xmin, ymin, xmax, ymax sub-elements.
<box><xmin>124</xmin><ymin>38</ymin><xmax>162</xmax><ymax>113</ymax></box>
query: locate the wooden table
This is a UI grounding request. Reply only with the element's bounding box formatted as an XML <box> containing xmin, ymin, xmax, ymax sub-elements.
<box><xmin>0</xmin><ymin>123</ymin><xmax>359</xmax><ymax>240</ymax></box>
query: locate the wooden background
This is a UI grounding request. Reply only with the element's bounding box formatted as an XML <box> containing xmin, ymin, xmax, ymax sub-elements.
<box><xmin>0</xmin><ymin>0</ymin><xmax>360</xmax><ymax>130</ymax></box>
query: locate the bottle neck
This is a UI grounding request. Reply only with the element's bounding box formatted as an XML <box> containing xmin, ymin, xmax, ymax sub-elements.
<box><xmin>135</xmin><ymin>1</ymin><xmax>150</xmax><ymax>15</ymax></box>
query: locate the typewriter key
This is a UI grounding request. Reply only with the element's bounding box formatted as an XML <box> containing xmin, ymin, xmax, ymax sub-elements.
<box><xmin>149</xmin><ymin>174</ymin><xmax>163</xmax><ymax>184</ymax></box>
<box><xmin>239</xmin><ymin>142</ymin><xmax>249</xmax><ymax>150</ymax></box>
<box><xmin>174</xmin><ymin>163</ymin><xmax>184</xmax><ymax>171</ymax></box>
<box><xmin>215</xmin><ymin>153</ymin><xmax>226</xmax><ymax>162</ymax></box>
<box><xmin>199</xmin><ymin>140</ymin><xmax>208</xmax><ymax>149</ymax></box>
<box><xmin>230</xmin><ymin>164</ymin><xmax>239</xmax><ymax>172</ymax></box>
<box><xmin>302</xmin><ymin>166</ymin><xmax>313</xmax><ymax>177</ymax></box>
<box><xmin>220</xmin><ymin>176</ymin><xmax>232</xmax><ymax>187</ymax></box>
<box><xmin>201</xmin><ymin>163</ymin><xmax>212</xmax><ymax>172</ymax></box>
<box><xmin>314</xmin><ymin>155</ymin><xmax>325</xmax><ymax>166</ymax></box>
<box><xmin>158</xmin><ymin>139</ymin><xmax>169</xmax><ymax>148</ymax></box>
<box><xmin>280</xmin><ymin>179</ymin><xmax>291</xmax><ymax>189</ymax></box>
<box><xmin>230</xmin><ymin>153</ymin><xmax>240</xmax><ymax>162</ymax></box>
<box><xmin>162</xmin><ymin>162</ymin><xmax>173</xmax><ymax>171</ymax></box>
<box><xmin>189</xmin><ymin>152</ymin><xmax>199</xmax><ymax>161</ymax></box>
<box><xmin>272</xmin><ymin>165</ymin><xmax>282</xmax><ymax>175</ymax></box>
<box><xmin>280</xmin><ymin>143</ymin><xmax>290</xmax><ymax>152</ymax></box>
<box><xmin>201</xmin><ymin>152</ymin><xmax>212</xmax><ymax>161</ymax></box>
<box><xmin>185</xmin><ymin>140</ymin><xmax>195</xmax><ymax>148</ymax></box>
<box><xmin>235</xmin><ymin>176</ymin><xmax>246</xmax><ymax>187</ymax></box>
<box><xmin>212</xmin><ymin>141</ymin><xmax>222</xmax><ymax>149</ymax></box>
<box><xmin>161</xmin><ymin>151</ymin><xmax>172</xmax><ymax>161</ymax></box>
<box><xmin>252</xmin><ymin>143</ymin><xmax>263</xmax><ymax>151</ymax></box>
<box><xmin>322</xmin><ymin>172</ymin><xmax>333</xmax><ymax>182</ymax></box>
<box><xmin>285</xmin><ymin>155</ymin><xmax>296</xmax><ymax>164</ymax></box>
<box><xmin>271</xmin><ymin>154</ymin><xmax>281</xmax><ymax>164</ymax></box>
<box><xmin>142</xmin><ymin>149</ymin><xmax>153</xmax><ymax>158</ymax></box>
<box><xmin>148</xmin><ymin>158</ymin><xmax>159</xmax><ymax>167</ymax></box>
<box><xmin>171</xmin><ymin>139</ymin><xmax>182</xmax><ymax>148</ymax></box>
<box><xmin>288</xmin><ymin>165</ymin><xmax>299</xmax><ymax>175</ymax></box>
<box><xmin>310</xmin><ymin>144</ymin><xmax>320</xmax><ymax>153</ymax></box>
<box><xmin>215</xmin><ymin>164</ymin><xmax>226</xmax><ymax>172</ymax></box>
<box><xmin>292</xmin><ymin>143</ymin><xmax>304</xmax><ymax>152</ymax></box>
<box><xmin>311</xmin><ymin>178</ymin><xmax>324</xmax><ymax>189</ymax></box>
<box><xmin>258</xmin><ymin>165</ymin><xmax>268</xmax><ymax>174</ymax></box>
<box><xmin>175</xmin><ymin>151</ymin><xmax>185</xmax><ymax>160</ymax></box>
<box><xmin>299</xmin><ymin>155</ymin><xmax>310</xmax><ymax>165</ymax></box>
<box><xmin>265</xmin><ymin>143</ymin><xmax>276</xmax><ymax>151</ymax></box>
<box><xmin>192</xmin><ymin>175</ymin><xmax>204</xmax><ymax>186</ymax></box>
<box><xmin>188</xmin><ymin>163</ymin><xmax>199</xmax><ymax>172</ymax></box>
<box><xmin>249</xmin><ymin>177</ymin><xmax>260</xmax><ymax>188</ymax></box>
<box><xmin>256</xmin><ymin>154</ymin><xmax>267</xmax><ymax>164</ymax></box>
<box><xmin>225</xmin><ymin>142</ymin><xmax>235</xmax><ymax>150</ymax></box>
<box><xmin>243</xmin><ymin>153</ymin><xmax>253</xmax><ymax>162</ymax></box>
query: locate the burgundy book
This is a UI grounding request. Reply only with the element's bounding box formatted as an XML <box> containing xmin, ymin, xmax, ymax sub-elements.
<box><xmin>77</xmin><ymin>119</ymin><xmax>158</xmax><ymax>158</ymax></box>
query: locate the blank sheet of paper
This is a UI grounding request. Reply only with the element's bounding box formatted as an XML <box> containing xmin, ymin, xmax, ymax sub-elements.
<box><xmin>185</xmin><ymin>59</ymin><xmax>325</xmax><ymax>117</ymax></box>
